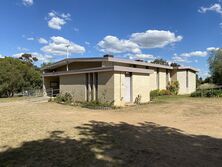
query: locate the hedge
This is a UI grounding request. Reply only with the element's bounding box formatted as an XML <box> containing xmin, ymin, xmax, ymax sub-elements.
<box><xmin>191</xmin><ymin>89</ymin><xmax>222</xmax><ymax>97</ymax></box>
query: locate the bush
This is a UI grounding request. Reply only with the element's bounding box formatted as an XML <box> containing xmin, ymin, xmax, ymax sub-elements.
<box><xmin>191</xmin><ymin>89</ymin><xmax>222</xmax><ymax>98</ymax></box>
<box><xmin>159</xmin><ymin>89</ymin><xmax>172</xmax><ymax>96</ymax></box>
<box><xmin>167</xmin><ymin>81</ymin><xmax>179</xmax><ymax>95</ymax></box>
<box><xmin>150</xmin><ymin>89</ymin><xmax>172</xmax><ymax>100</ymax></box>
<box><xmin>81</xmin><ymin>100</ymin><xmax>114</xmax><ymax>109</ymax></box>
<box><xmin>150</xmin><ymin>90</ymin><xmax>160</xmax><ymax>100</ymax></box>
<box><xmin>190</xmin><ymin>91</ymin><xmax>202</xmax><ymax>97</ymax></box>
<box><xmin>54</xmin><ymin>92</ymin><xmax>73</xmax><ymax>104</ymax></box>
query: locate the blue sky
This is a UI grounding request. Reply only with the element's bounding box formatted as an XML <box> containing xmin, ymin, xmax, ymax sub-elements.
<box><xmin>0</xmin><ymin>0</ymin><xmax>222</xmax><ymax>78</ymax></box>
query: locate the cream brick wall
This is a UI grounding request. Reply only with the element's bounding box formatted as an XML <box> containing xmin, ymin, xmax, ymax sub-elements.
<box><xmin>132</xmin><ymin>73</ymin><xmax>150</xmax><ymax>103</ymax></box>
<box><xmin>149</xmin><ymin>68</ymin><xmax>158</xmax><ymax>90</ymax></box>
<box><xmin>113</xmin><ymin>73</ymin><xmax>150</xmax><ymax>106</ymax></box>
<box><xmin>114</xmin><ymin>72</ymin><xmax>125</xmax><ymax>106</ymax></box>
<box><xmin>149</xmin><ymin>68</ymin><xmax>168</xmax><ymax>90</ymax></box>
<box><xmin>188</xmin><ymin>71</ymin><xmax>196</xmax><ymax>93</ymax></box>
<box><xmin>60</xmin><ymin>74</ymin><xmax>86</xmax><ymax>101</ymax></box>
<box><xmin>59</xmin><ymin>72</ymin><xmax>115</xmax><ymax>103</ymax></box>
<box><xmin>159</xmin><ymin>69</ymin><xmax>167</xmax><ymax>90</ymax></box>
<box><xmin>98</xmin><ymin>72</ymin><xmax>114</xmax><ymax>103</ymax></box>
<box><xmin>176</xmin><ymin>71</ymin><xmax>187</xmax><ymax>94</ymax></box>
<box><xmin>175</xmin><ymin>70</ymin><xmax>196</xmax><ymax>94</ymax></box>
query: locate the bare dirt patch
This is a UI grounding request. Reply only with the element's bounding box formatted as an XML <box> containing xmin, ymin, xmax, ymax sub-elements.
<box><xmin>0</xmin><ymin>96</ymin><xmax>222</xmax><ymax>166</ymax></box>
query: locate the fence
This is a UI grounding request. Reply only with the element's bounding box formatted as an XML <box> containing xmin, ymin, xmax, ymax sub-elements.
<box><xmin>14</xmin><ymin>88</ymin><xmax>60</xmax><ymax>97</ymax></box>
<box><xmin>195</xmin><ymin>85</ymin><xmax>222</xmax><ymax>97</ymax></box>
<box><xmin>45</xmin><ymin>88</ymin><xmax>60</xmax><ymax>97</ymax></box>
<box><xmin>20</xmin><ymin>89</ymin><xmax>43</xmax><ymax>97</ymax></box>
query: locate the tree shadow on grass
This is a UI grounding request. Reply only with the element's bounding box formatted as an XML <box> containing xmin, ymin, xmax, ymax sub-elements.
<box><xmin>1</xmin><ymin>122</ymin><xmax>222</xmax><ymax>167</ymax></box>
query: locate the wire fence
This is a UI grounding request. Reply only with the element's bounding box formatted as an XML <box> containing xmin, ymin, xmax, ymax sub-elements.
<box><xmin>45</xmin><ymin>88</ymin><xmax>60</xmax><ymax>97</ymax></box>
<box><xmin>197</xmin><ymin>85</ymin><xmax>222</xmax><ymax>91</ymax></box>
<box><xmin>14</xmin><ymin>88</ymin><xmax>60</xmax><ymax>97</ymax></box>
<box><xmin>195</xmin><ymin>85</ymin><xmax>222</xmax><ymax>97</ymax></box>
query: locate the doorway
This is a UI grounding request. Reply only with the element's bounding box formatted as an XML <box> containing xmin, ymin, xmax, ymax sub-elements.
<box><xmin>124</xmin><ymin>73</ymin><xmax>132</xmax><ymax>102</ymax></box>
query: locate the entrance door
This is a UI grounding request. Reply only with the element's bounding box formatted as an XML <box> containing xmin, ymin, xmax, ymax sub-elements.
<box><xmin>124</xmin><ymin>74</ymin><xmax>132</xmax><ymax>102</ymax></box>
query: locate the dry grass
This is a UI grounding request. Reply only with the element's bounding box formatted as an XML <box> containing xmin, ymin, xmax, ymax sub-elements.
<box><xmin>0</xmin><ymin>96</ymin><xmax>222</xmax><ymax>166</ymax></box>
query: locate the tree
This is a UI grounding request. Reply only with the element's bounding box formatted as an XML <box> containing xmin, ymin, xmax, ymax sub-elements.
<box><xmin>19</xmin><ymin>53</ymin><xmax>38</xmax><ymax>66</ymax></box>
<box><xmin>151</xmin><ymin>59</ymin><xmax>169</xmax><ymax>66</ymax></box>
<box><xmin>41</xmin><ymin>62</ymin><xmax>53</xmax><ymax>69</ymax></box>
<box><xmin>170</xmin><ymin>62</ymin><xmax>181</xmax><ymax>67</ymax></box>
<box><xmin>0</xmin><ymin>57</ymin><xmax>42</xmax><ymax>97</ymax></box>
<box><xmin>203</xmin><ymin>76</ymin><xmax>213</xmax><ymax>84</ymax></box>
<box><xmin>196</xmin><ymin>75</ymin><xmax>203</xmax><ymax>87</ymax></box>
<box><xmin>208</xmin><ymin>49</ymin><xmax>222</xmax><ymax>84</ymax></box>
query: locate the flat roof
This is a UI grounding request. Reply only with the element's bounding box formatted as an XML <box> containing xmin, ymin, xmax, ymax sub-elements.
<box><xmin>42</xmin><ymin>56</ymin><xmax>198</xmax><ymax>72</ymax></box>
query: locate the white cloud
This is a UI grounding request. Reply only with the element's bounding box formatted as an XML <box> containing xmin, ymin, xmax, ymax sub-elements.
<box><xmin>74</xmin><ymin>27</ymin><xmax>79</xmax><ymax>32</ymax></box>
<box><xmin>97</xmin><ymin>30</ymin><xmax>182</xmax><ymax>57</ymax></box>
<box><xmin>130</xmin><ymin>30</ymin><xmax>183</xmax><ymax>49</ymax></box>
<box><xmin>41</xmin><ymin>36</ymin><xmax>85</xmax><ymax>56</ymax></box>
<box><xmin>13</xmin><ymin>52</ymin><xmax>53</xmax><ymax>63</ymax></box>
<box><xmin>179</xmin><ymin>51</ymin><xmax>208</xmax><ymax>57</ymax></box>
<box><xmin>22</xmin><ymin>0</ymin><xmax>33</xmax><ymax>6</ymax></box>
<box><xmin>0</xmin><ymin>54</ymin><xmax>4</xmax><ymax>58</ymax></box>
<box><xmin>194</xmin><ymin>59</ymin><xmax>198</xmax><ymax>63</ymax></box>
<box><xmin>48</xmin><ymin>17</ymin><xmax>66</xmax><ymax>30</ymax></box>
<box><xmin>198</xmin><ymin>3</ymin><xmax>222</xmax><ymax>15</ymax></box>
<box><xmin>134</xmin><ymin>53</ymin><xmax>155</xmax><ymax>59</ymax></box>
<box><xmin>207</xmin><ymin>47</ymin><xmax>219</xmax><ymax>52</ymax></box>
<box><xmin>125</xmin><ymin>53</ymin><xmax>155</xmax><ymax>60</ymax></box>
<box><xmin>172</xmin><ymin>55</ymin><xmax>190</xmax><ymax>63</ymax></box>
<box><xmin>31</xmin><ymin>52</ymin><xmax>53</xmax><ymax>62</ymax></box>
<box><xmin>47</xmin><ymin>11</ymin><xmax>71</xmax><ymax>30</ymax></box>
<box><xmin>17</xmin><ymin>47</ymin><xmax>29</xmax><ymax>51</ymax></box>
<box><xmin>97</xmin><ymin>35</ymin><xmax>141</xmax><ymax>54</ymax></box>
<box><xmin>38</xmin><ymin>38</ymin><xmax>48</xmax><ymax>44</ymax></box>
<box><xmin>27</xmin><ymin>37</ymin><xmax>34</xmax><ymax>41</ymax></box>
<box><xmin>61</xmin><ymin>13</ymin><xmax>71</xmax><ymax>20</ymax></box>
<box><xmin>172</xmin><ymin>47</ymin><xmax>220</xmax><ymax>63</ymax></box>
<box><xmin>85</xmin><ymin>41</ymin><xmax>90</xmax><ymax>45</ymax></box>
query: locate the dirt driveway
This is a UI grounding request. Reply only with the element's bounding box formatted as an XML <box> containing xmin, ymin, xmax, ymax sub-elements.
<box><xmin>0</xmin><ymin>96</ymin><xmax>222</xmax><ymax>166</ymax></box>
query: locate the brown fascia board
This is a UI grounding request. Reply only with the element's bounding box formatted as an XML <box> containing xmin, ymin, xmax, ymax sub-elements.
<box><xmin>43</xmin><ymin>66</ymin><xmax>154</xmax><ymax>77</ymax></box>
<box><xmin>175</xmin><ymin>66</ymin><xmax>199</xmax><ymax>72</ymax></box>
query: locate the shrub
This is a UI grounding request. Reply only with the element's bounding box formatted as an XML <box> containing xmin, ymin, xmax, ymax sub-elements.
<box><xmin>191</xmin><ymin>89</ymin><xmax>222</xmax><ymax>98</ymax></box>
<box><xmin>150</xmin><ymin>89</ymin><xmax>172</xmax><ymax>100</ymax></box>
<box><xmin>167</xmin><ymin>81</ymin><xmax>179</xmax><ymax>95</ymax></box>
<box><xmin>54</xmin><ymin>92</ymin><xmax>73</xmax><ymax>104</ymax></box>
<box><xmin>81</xmin><ymin>100</ymin><xmax>114</xmax><ymax>109</ymax></box>
<box><xmin>150</xmin><ymin>89</ymin><xmax>160</xmax><ymax>100</ymax></box>
<box><xmin>159</xmin><ymin>89</ymin><xmax>172</xmax><ymax>96</ymax></box>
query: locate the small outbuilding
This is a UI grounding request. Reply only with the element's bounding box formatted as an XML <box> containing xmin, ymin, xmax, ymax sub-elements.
<box><xmin>42</xmin><ymin>55</ymin><xmax>198</xmax><ymax>106</ymax></box>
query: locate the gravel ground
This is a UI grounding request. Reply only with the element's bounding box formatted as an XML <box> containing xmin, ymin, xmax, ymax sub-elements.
<box><xmin>0</xmin><ymin>96</ymin><xmax>222</xmax><ymax>166</ymax></box>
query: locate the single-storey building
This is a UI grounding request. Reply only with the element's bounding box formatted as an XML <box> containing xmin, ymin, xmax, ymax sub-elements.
<box><xmin>42</xmin><ymin>55</ymin><xmax>198</xmax><ymax>106</ymax></box>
